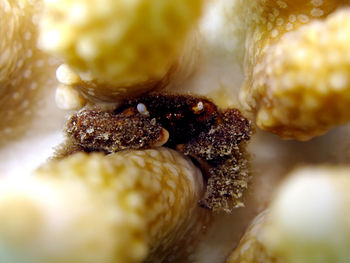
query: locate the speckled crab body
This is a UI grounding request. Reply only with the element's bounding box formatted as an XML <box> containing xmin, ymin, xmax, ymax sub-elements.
<box><xmin>65</xmin><ymin>94</ymin><xmax>252</xmax><ymax>212</ymax></box>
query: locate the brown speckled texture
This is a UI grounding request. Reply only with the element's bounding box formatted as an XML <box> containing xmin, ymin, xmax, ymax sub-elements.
<box><xmin>116</xmin><ymin>93</ymin><xmax>219</xmax><ymax>146</ymax></box>
<box><xmin>65</xmin><ymin>94</ymin><xmax>252</xmax><ymax>213</ymax></box>
<box><xmin>180</xmin><ymin>108</ymin><xmax>252</xmax><ymax>212</ymax></box>
<box><xmin>66</xmin><ymin>109</ymin><xmax>165</xmax><ymax>153</ymax></box>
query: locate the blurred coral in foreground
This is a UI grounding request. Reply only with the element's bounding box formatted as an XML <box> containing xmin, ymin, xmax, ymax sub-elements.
<box><xmin>40</xmin><ymin>0</ymin><xmax>204</xmax><ymax>101</ymax></box>
<box><xmin>233</xmin><ymin>0</ymin><xmax>350</xmax><ymax>140</ymax></box>
<box><xmin>0</xmin><ymin>149</ymin><xmax>210</xmax><ymax>263</ymax></box>
<box><xmin>0</xmin><ymin>0</ymin><xmax>59</xmax><ymax>144</ymax></box>
<box><xmin>228</xmin><ymin>166</ymin><xmax>350</xmax><ymax>263</ymax></box>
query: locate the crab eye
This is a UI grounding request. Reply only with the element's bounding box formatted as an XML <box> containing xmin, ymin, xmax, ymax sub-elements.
<box><xmin>137</xmin><ymin>103</ymin><xmax>150</xmax><ymax>116</ymax></box>
<box><xmin>192</xmin><ymin>101</ymin><xmax>204</xmax><ymax>114</ymax></box>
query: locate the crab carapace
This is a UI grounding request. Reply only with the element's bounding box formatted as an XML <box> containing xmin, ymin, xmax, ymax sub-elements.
<box><xmin>66</xmin><ymin>93</ymin><xmax>252</xmax><ymax>212</ymax></box>
<box><xmin>114</xmin><ymin>94</ymin><xmax>219</xmax><ymax>146</ymax></box>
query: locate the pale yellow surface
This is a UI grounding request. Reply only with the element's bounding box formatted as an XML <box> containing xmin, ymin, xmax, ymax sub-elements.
<box><xmin>228</xmin><ymin>166</ymin><xmax>350</xmax><ymax>263</ymax></box>
<box><xmin>236</xmin><ymin>0</ymin><xmax>350</xmax><ymax>140</ymax></box>
<box><xmin>0</xmin><ymin>148</ymin><xmax>209</xmax><ymax>263</ymax></box>
<box><xmin>40</xmin><ymin>0</ymin><xmax>204</xmax><ymax>100</ymax></box>
<box><xmin>0</xmin><ymin>0</ymin><xmax>59</xmax><ymax>144</ymax></box>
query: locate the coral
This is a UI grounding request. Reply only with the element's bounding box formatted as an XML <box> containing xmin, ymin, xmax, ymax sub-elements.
<box><xmin>226</xmin><ymin>210</ymin><xmax>276</xmax><ymax>263</ymax></box>
<box><xmin>0</xmin><ymin>148</ymin><xmax>210</xmax><ymax>263</ymax></box>
<box><xmin>227</xmin><ymin>166</ymin><xmax>350</xmax><ymax>263</ymax></box>
<box><xmin>234</xmin><ymin>0</ymin><xmax>350</xmax><ymax>140</ymax></box>
<box><xmin>0</xmin><ymin>0</ymin><xmax>59</xmax><ymax>144</ymax></box>
<box><xmin>39</xmin><ymin>0</ymin><xmax>204</xmax><ymax>101</ymax></box>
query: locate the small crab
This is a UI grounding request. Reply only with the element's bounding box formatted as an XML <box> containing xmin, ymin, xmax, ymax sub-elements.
<box><xmin>66</xmin><ymin>93</ymin><xmax>252</xmax><ymax>212</ymax></box>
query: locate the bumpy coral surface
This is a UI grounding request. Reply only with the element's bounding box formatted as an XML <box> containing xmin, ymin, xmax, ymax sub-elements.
<box><xmin>226</xmin><ymin>210</ymin><xmax>276</xmax><ymax>263</ymax></box>
<box><xmin>227</xmin><ymin>166</ymin><xmax>350</xmax><ymax>263</ymax></box>
<box><xmin>235</xmin><ymin>0</ymin><xmax>350</xmax><ymax>140</ymax></box>
<box><xmin>0</xmin><ymin>148</ymin><xmax>210</xmax><ymax>263</ymax></box>
<box><xmin>40</xmin><ymin>0</ymin><xmax>204</xmax><ymax>100</ymax></box>
<box><xmin>0</xmin><ymin>0</ymin><xmax>59</xmax><ymax>145</ymax></box>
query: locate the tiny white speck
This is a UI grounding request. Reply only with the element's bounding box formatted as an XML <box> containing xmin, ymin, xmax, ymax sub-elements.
<box><xmin>36</xmin><ymin>60</ymin><xmax>44</xmax><ymax>67</ymax></box>
<box><xmin>4</xmin><ymin>128</ymin><xmax>12</xmax><ymax>134</ymax></box>
<box><xmin>273</xmin><ymin>8</ymin><xmax>280</xmax><ymax>17</ymax></box>
<box><xmin>298</xmin><ymin>14</ymin><xmax>310</xmax><ymax>23</ymax></box>
<box><xmin>1</xmin><ymin>48</ymin><xmax>10</xmax><ymax>61</ymax></box>
<box><xmin>167</xmin><ymin>180</ymin><xmax>176</xmax><ymax>189</ymax></box>
<box><xmin>17</xmin><ymin>59</ymin><xmax>24</xmax><ymax>68</ymax></box>
<box><xmin>12</xmin><ymin>92</ymin><xmax>20</xmax><ymax>100</ymax></box>
<box><xmin>276</xmin><ymin>18</ymin><xmax>284</xmax><ymax>26</ymax></box>
<box><xmin>30</xmin><ymin>82</ymin><xmax>38</xmax><ymax>90</ymax></box>
<box><xmin>49</xmin><ymin>57</ymin><xmax>58</xmax><ymax>66</ymax></box>
<box><xmin>24</xmin><ymin>69</ymin><xmax>32</xmax><ymax>78</ymax></box>
<box><xmin>197</xmin><ymin>101</ymin><xmax>204</xmax><ymax>111</ymax></box>
<box><xmin>268</xmin><ymin>13</ymin><xmax>275</xmax><ymax>22</ymax></box>
<box><xmin>22</xmin><ymin>100</ymin><xmax>29</xmax><ymax>108</ymax></box>
<box><xmin>289</xmin><ymin>14</ymin><xmax>297</xmax><ymax>23</ymax></box>
<box><xmin>26</xmin><ymin>49</ymin><xmax>33</xmax><ymax>58</ymax></box>
<box><xmin>267</xmin><ymin>22</ymin><xmax>273</xmax><ymax>31</ymax></box>
<box><xmin>311</xmin><ymin>0</ymin><xmax>323</xmax><ymax>7</ymax></box>
<box><xmin>271</xmin><ymin>29</ymin><xmax>279</xmax><ymax>38</ymax></box>
<box><xmin>286</xmin><ymin>23</ymin><xmax>293</xmax><ymax>31</ymax></box>
<box><xmin>277</xmin><ymin>0</ymin><xmax>288</xmax><ymax>8</ymax></box>
<box><xmin>137</xmin><ymin>103</ymin><xmax>150</xmax><ymax>116</ymax></box>
<box><xmin>311</xmin><ymin>8</ymin><xmax>324</xmax><ymax>17</ymax></box>
<box><xmin>31</xmin><ymin>14</ymin><xmax>40</xmax><ymax>25</ymax></box>
<box><xmin>86</xmin><ymin>128</ymin><xmax>94</xmax><ymax>134</ymax></box>
<box><xmin>329</xmin><ymin>72</ymin><xmax>349</xmax><ymax>90</ymax></box>
<box><xmin>132</xmin><ymin>156</ymin><xmax>145</xmax><ymax>168</ymax></box>
<box><xmin>24</xmin><ymin>32</ymin><xmax>32</xmax><ymax>41</ymax></box>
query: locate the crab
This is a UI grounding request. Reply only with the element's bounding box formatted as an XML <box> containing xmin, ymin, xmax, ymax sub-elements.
<box><xmin>65</xmin><ymin>93</ymin><xmax>252</xmax><ymax>212</ymax></box>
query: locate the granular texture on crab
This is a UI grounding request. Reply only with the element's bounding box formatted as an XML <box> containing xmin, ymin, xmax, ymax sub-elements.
<box><xmin>65</xmin><ymin>94</ymin><xmax>253</xmax><ymax>213</ymax></box>
<box><xmin>180</xmin><ymin>109</ymin><xmax>251</xmax><ymax>160</ymax></box>
<box><xmin>200</xmin><ymin>153</ymin><xmax>250</xmax><ymax>212</ymax></box>
<box><xmin>179</xmin><ymin>108</ymin><xmax>252</xmax><ymax>212</ymax></box>
<box><xmin>0</xmin><ymin>148</ymin><xmax>210</xmax><ymax>263</ymax></box>
<box><xmin>232</xmin><ymin>0</ymin><xmax>350</xmax><ymax>140</ymax></box>
<box><xmin>116</xmin><ymin>94</ymin><xmax>219</xmax><ymax>146</ymax></box>
<box><xmin>39</xmin><ymin>0</ymin><xmax>204</xmax><ymax>100</ymax></box>
<box><xmin>66</xmin><ymin>109</ymin><xmax>168</xmax><ymax>153</ymax></box>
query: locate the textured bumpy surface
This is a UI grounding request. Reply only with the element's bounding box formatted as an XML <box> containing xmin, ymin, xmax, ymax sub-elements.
<box><xmin>39</xmin><ymin>0</ymin><xmax>203</xmax><ymax>100</ymax></box>
<box><xmin>115</xmin><ymin>94</ymin><xmax>219</xmax><ymax>146</ymax></box>
<box><xmin>226</xmin><ymin>211</ymin><xmax>276</xmax><ymax>263</ymax></box>
<box><xmin>66</xmin><ymin>109</ymin><xmax>168</xmax><ymax>153</ymax></box>
<box><xmin>0</xmin><ymin>0</ymin><xmax>59</xmax><ymax>145</ymax></box>
<box><xmin>65</xmin><ymin>94</ymin><xmax>252</xmax><ymax>212</ymax></box>
<box><xmin>0</xmin><ymin>148</ymin><xmax>210</xmax><ymax>263</ymax></box>
<box><xmin>227</xmin><ymin>166</ymin><xmax>350</xmax><ymax>263</ymax></box>
<box><xmin>180</xmin><ymin>109</ymin><xmax>251</xmax><ymax>212</ymax></box>
<box><xmin>234</xmin><ymin>0</ymin><xmax>350</xmax><ymax>140</ymax></box>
